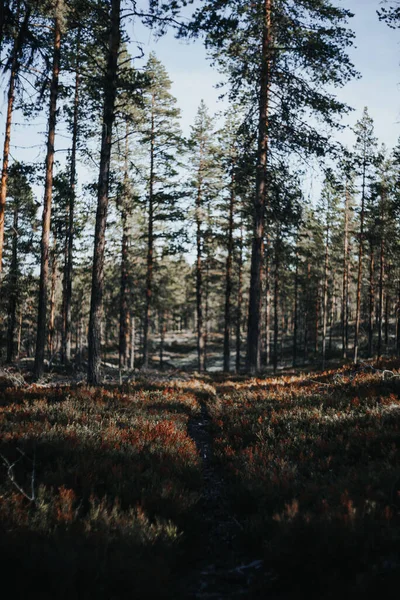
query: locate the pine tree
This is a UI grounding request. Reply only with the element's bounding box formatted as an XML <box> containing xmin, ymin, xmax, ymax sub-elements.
<box><xmin>140</xmin><ymin>53</ymin><xmax>184</xmax><ymax>369</ymax></box>
<box><xmin>180</xmin><ymin>0</ymin><xmax>357</xmax><ymax>373</ymax></box>
<box><xmin>353</xmin><ymin>108</ymin><xmax>377</xmax><ymax>364</ymax></box>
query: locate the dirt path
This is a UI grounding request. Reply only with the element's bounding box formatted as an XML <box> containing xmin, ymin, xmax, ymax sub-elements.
<box><xmin>180</xmin><ymin>386</ymin><xmax>268</xmax><ymax>599</ymax></box>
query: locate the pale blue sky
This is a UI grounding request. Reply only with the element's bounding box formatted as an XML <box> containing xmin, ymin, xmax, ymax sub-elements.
<box><xmin>2</xmin><ymin>0</ymin><xmax>399</xmax><ymax>187</ymax></box>
<box><xmin>132</xmin><ymin>0</ymin><xmax>400</xmax><ymax>147</ymax></box>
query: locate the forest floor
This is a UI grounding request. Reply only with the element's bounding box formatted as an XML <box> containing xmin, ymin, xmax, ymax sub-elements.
<box><xmin>1</xmin><ymin>359</ymin><xmax>400</xmax><ymax>598</ymax></box>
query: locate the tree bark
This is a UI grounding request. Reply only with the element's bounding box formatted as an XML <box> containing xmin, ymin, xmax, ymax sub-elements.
<box><xmin>119</xmin><ymin>122</ymin><xmax>130</xmax><ymax>369</ymax></box>
<box><xmin>368</xmin><ymin>242</ymin><xmax>374</xmax><ymax>357</ymax></box>
<box><xmin>48</xmin><ymin>238</ymin><xmax>57</xmax><ymax>359</ymax></box>
<box><xmin>62</xmin><ymin>36</ymin><xmax>80</xmax><ymax>364</ymax></box>
<box><xmin>143</xmin><ymin>93</ymin><xmax>155</xmax><ymax>369</ymax></box>
<box><xmin>223</xmin><ymin>169</ymin><xmax>235</xmax><ymax>372</ymax></box>
<box><xmin>322</xmin><ymin>216</ymin><xmax>330</xmax><ymax>370</ymax></box>
<box><xmin>246</xmin><ymin>0</ymin><xmax>271</xmax><ymax>373</ymax></box>
<box><xmin>6</xmin><ymin>202</ymin><xmax>18</xmax><ymax>362</ymax></box>
<box><xmin>342</xmin><ymin>180</ymin><xmax>350</xmax><ymax>358</ymax></box>
<box><xmin>354</xmin><ymin>155</ymin><xmax>367</xmax><ymax>364</ymax></box>
<box><xmin>293</xmin><ymin>242</ymin><xmax>299</xmax><ymax>368</ymax></box>
<box><xmin>87</xmin><ymin>0</ymin><xmax>121</xmax><ymax>384</ymax></box>
<box><xmin>34</xmin><ymin>11</ymin><xmax>61</xmax><ymax>379</ymax></box>
<box><xmin>196</xmin><ymin>163</ymin><xmax>206</xmax><ymax>372</ymax></box>
<box><xmin>235</xmin><ymin>223</ymin><xmax>243</xmax><ymax>373</ymax></box>
<box><xmin>272</xmin><ymin>237</ymin><xmax>279</xmax><ymax>373</ymax></box>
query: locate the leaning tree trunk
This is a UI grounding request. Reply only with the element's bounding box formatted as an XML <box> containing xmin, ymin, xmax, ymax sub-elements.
<box><xmin>87</xmin><ymin>0</ymin><xmax>121</xmax><ymax>385</ymax></box>
<box><xmin>34</xmin><ymin>12</ymin><xmax>61</xmax><ymax>380</ymax></box>
<box><xmin>246</xmin><ymin>0</ymin><xmax>272</xmax><ymax>374</ymax></box>
<box><xmin>62</xmin><ymin>37</ymin><xmax>80</xmax><ymax>364</ymax></box>
<box><xmin>0</xmin><ymin>2</ymin><xmax>29</xmax><ymax>274</ymax></box>
<box><xmin>6</xmin><ymin>202</ymin><xmax>18</xmax><ymax>362</ymax></box>
<box><xmin>223</xmin><ymin>169</ymin><xmax>235</xmax><ymax>372</ymax></box>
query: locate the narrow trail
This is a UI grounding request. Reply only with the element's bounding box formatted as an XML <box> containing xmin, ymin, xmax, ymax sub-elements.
<box><xmin>180</xmin><ymin>384</ymin><xmax>268</xmax><ymax>600</ymax></box>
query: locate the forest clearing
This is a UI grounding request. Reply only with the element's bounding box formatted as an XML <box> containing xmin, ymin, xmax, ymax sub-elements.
<box><xmin>1</xmin><ymin>360</ymin><xmax>400</xmax><ymax>598</ymax></box>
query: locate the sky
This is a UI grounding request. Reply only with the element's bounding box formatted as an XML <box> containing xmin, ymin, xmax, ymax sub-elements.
<box><xmin>1</xmin><ymin>0</ymin><xmax>400</xmax><ymax>196</ymax></box>
<box><xmin>131</xmin><ymin>0</ymin><xmax>400</xmax><ymax>146</ymax></box>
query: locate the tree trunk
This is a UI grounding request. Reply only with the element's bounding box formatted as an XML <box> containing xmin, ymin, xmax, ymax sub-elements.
<box><xmin>119</xmin><ymin>122</ymin><xmax>130</xmax><ymax>369</ymax></box>
<box><xmin>293</xmin><ymin>244</ymin><xmax>299</xmax><ymax>368</ymax></box>
<box><xmin>130</xmin><ymin>314</ymin><xmax>135</xmax><ymax>370</ymax></box>
<box><xmin>235</xmin><ymin>223</ymin><xmax>243</xmax><ymax>373</ymax></box>
<box><xmin>143</xmin><ymin>93</ymin><xmax>155</xmax><ymax>369</ymax></box>
<box><xmin>342</xmin><ymin>181</ymin><xmax>350</xmax><ymax>359</ymax></box>
<box><xmin>368</xmin><ymin>242</ymin><xmax>374</xmax><ymax>357</ymax></box>
<box><xmin>246</xmin><ymin>0</ymin><xmax>271</xmax><ymax>374</ymax></box>
<box><xmin>196</xmin><ymin>170</ymin><xmax>206</xmax><ymax>373</ymax></box>
<box><xmin>62</xmin><ymin>37</ymin><xmax>80</xmax><ymax>364</ymax></box>
<box><xmin>87</xmin><ymin>0</ymin><xmax>120</xmax><ymax>384</ymax></box>
<box><xmin>273</xmin><ymin>238</ymin><xmax>279</xmax><ymax>373</ymax></box>
<box><xmin>223</xmin><ymin>170</ymin><xmax>235</xmax><ymax>372</ymax></box>
<box><xmin>377</xmin><ymin>225</ymin><xmax>384</xmax><ymax>358</ymax></box>
<box><xmin>6</xmin><ymin>202</ymin><xmax>18</xmax><ymax>362</ymax></box>
<box><xmin>159</xmin><ymin>310</ymin><xmax>166</xmax><ymax>370</ymax></box>
<box><xmin>48</xmin><ymin>238</ymin><xmax>57</xmax><ymax>359</ymax></box>
<box><xmin>34</xmin><ymin>11</ymin><xmax>61</xmax><ymax>379</ymax></box>
<box><xmin>322</xmin><ymin>218</ymin><xmax>330</xmax><ymax>370</ymax></box>
<box><xmin>354</xmin><ymin>157</ymin><xmax>367</xmax><ymax>364</ymax></box>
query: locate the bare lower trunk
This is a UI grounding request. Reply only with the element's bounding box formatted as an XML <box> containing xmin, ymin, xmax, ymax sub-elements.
<box><xmin>87</xmin><ymin>0</ymin><xmax>120</xmax><ymax>384</ymax></box>
<box><xmin>235</xmin><ymin>224</ymin><xmax>243</xmax><ymax>373</ymax></box>
<box><xmin>342</xmin><ymin>181</ymin><xmax>350</xmax><ymax>358</ymax></box>
<box><xmin>62</xmin><ymin>40</ymin><xmax>80</xmax><ymax>364</ymax></box>
<box><xmin>377</xmin><ymin>234</ymin><xmax>384</xmax><ymax>358</ymax></box>
<box><xmin>119</xmin><ymin>123</ymin><xmax>130</xmax><ymax>370</ymax></box>
<box><xmin>6</xmin><ymin>203</ymin><xmax>18</xmax><ymax>362</ymax></box>
<box><xmin>34</xmin><ymin>12</ymin><xmax>61</xmax><ymax>379</ymax></box>
<box><xmin>246</xmin><ymin>0</ymin><xmax>271</xmax><ymax>374</ymax></box>
<box><xmin>196</xmin><ymin>180</ymin><xmax>205</xmax><ymax>373</ymax></box>
<box><xmin>368</xmin><ymin>243</ymin><xmax>374</xmax><ymax>357</ymax></box>
<box><xmin>322</xmin><ymin>220</ymin><xmax>330</xmax><ymax>370</ymax></box>
<box><xmin>354</xmin><ymin>160</ymin><xmax>367</xmax><ymax>364</ymax></box>
<box><xmin>223</xmin><ymin>172</ymin><xmax>235</xmax><ymax>372</ymax></box>
<box><xmin>48</xmin><ymin>240</ymin><xmax>57</xmax><ymax>358</ymax></box>
<box><xmin>293</xmin><ymin>246</ymin><xmax>299</xmax><ymax>368</ymax></box>
<box><xmin>130</xmin><ymin>314</ymin><xmax>135</xmax><ymax>370</ymax></box>
<box><xmin>143</xmin><ymin>94</ymin><xmax>155</xmax><ymax>369</ymax></box>
<box><xmin>272</xmin><ymin>241</ymin><xmax>279</xmax><ymax>373</ymax></box>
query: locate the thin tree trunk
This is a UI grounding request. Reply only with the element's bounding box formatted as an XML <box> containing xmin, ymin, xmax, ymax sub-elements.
<box><xmin>293</xmin><ymin>244</ymin><xmax>299</xmax><ymax>368</ymax></box>
<box><xmin>130</xmin><ymin>314</ymin><xmax>135</xmax><ymax>370</ymax></box>
<box><xmin>377</xmin><ymin>225</ymin><xmax>384</xmax><ymax>358</ymax></box>
<box><xmin>119</xmin><ymin>122</ymin><xmax>130</xmax><ymax>369</ymax></box>
<box><xmin>87</xmin><ymin>0</ymin><xmax>120</xmax><ymax>384</ymax></box>
<box><xmin>17</xmin><ymin>306</ymin><xmax>23</xmax><ymax>358</ymax></box>
<box><xmin>273</xmin><ymin>239</ymin><xmax>279</xmax><ymax>373</ymax></box>
<box><xmin>48</xmin><ymin>238</ymin><xmax>57</xmax><ymax>358</ymax></box>
<box><xmin>246</xmin><ymin>0</ymin><xmax>272</xmax><ymax>373</ymax></box>
<box><xmin>223</xmin><ymin>170</ymin><xmax>235</xmax><ymax>372</ymax></box>
<box><xmin>384</xmin><ymin>281</ymin><xmax>389</xmax><ymax>350</ymax></box>
<box><xmin>0</xmin><ymin>2</ymin><xmax>29</xmax><ymax>274</ymax></box>
<box><xmin>315</xmin><ymin>286</ymin><xmax>320</xmax><ymax>355</ymax></box>
<box><xmin>143</xmin><ymin>94</ymin><xmax>155</xmax><ymax>369</ymax></box>
<box><xmin>34</xmin><ymin>11</ymin><xmax>61</xmax><ymax>379</ymax></box>
<box><xmin>159</xmin><ymin>310</ymin><xmax>166</xmax><ymax>370</ymax></box>
<box><xmin>6</xmin><ymin>202</ymin><xmax>18</xmax><ymax>362</ymax></box>
<box><xmin>322</xmin><ymin>217</ymin><xmax>330</xmax><ymax>370</ymax></box>
<box><xmin>304</xmin><ymin>261</ymin><xmax>311</xmax><ymax>365</ymax></box>
<box><xmin>62</xmin><ymin>36</ymin><xmax>80</xmax><ymax>364</ymax></box>
<box><xmin>354</xmin><ymin>157</ymin><xmax>367</xmax><ymax>364</ymax></box>
<box><xmin>342</xmin><ymin>181</ymin><xmax>350</xmax><ymax>358</ymax></box>
<box><xmin>196</xmin><ymin>170</ymin><xmax>206</xmax><ymax>373</ymax></box>
<box><xmin>236</xmin><ymin>223</ymin><xmax>243</xmax><ymax>373</ymax></box>
<box><xmin>368</xmin><ymin>242</ymin><xmax>374</xmax><ymax>357</ymax></box>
